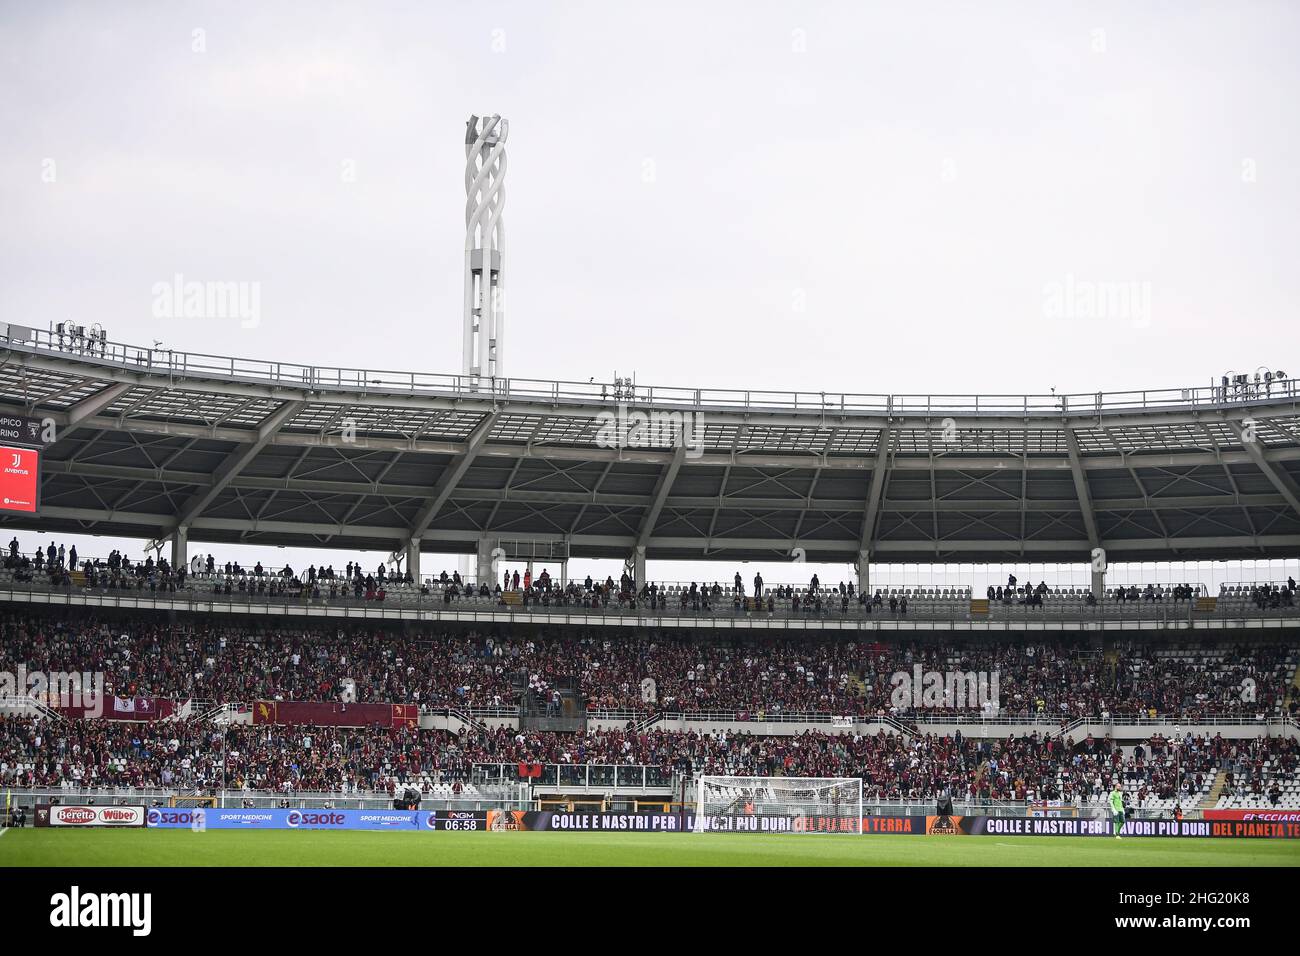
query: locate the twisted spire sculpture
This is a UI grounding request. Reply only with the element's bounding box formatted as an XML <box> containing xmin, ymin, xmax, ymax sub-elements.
<box><xmin>462</xmin><ymin>114</ymin><xmax>508</xmax><ymax>381</ymax></box>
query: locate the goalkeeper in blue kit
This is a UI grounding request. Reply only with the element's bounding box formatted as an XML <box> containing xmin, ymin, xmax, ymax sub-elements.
<box><xmin>1109</xmin><ymin>782</ymin><xmax>1126</xmax><ymax>838</ymax></box>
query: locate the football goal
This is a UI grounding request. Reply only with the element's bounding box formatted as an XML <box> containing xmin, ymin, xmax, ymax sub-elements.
<box><xmin>168</xmin><ymin>795</ymin><xmax>219</xmax><ymax>808</ymax></box>
<box><xmin>693</xmin><ymin>776</ymin><xmax>863</xmax><ymax>834</ymax></box>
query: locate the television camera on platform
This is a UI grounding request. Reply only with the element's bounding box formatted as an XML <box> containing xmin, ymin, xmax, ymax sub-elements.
<box><xmin>393</xmin><ymin>784</ymin><xmax>422</xmax><ymax>811</ymax></box>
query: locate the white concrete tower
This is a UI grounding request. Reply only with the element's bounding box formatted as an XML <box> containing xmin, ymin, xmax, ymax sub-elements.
<box><xmin>462</xmin><ymin>114</ymin><xmax>508</xmax><ymax>381</ymax></box>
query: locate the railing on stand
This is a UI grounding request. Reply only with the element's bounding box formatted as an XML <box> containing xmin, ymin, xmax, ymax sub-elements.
<box><xmin>6</xmin><ymin>325</ymin><xmax>1299</xmax><ymax>415</ymax></box>
<box><xmin>472</xmin><ymin>763</ymin><xmax>676</xmax><ymax>795</ymax></box>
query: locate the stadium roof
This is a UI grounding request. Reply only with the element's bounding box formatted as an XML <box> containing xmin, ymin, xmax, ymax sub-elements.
<box><xmin>2</xmin><ymin>328</ymin><xmax>1299</xmax><ymax>564</ymax></box>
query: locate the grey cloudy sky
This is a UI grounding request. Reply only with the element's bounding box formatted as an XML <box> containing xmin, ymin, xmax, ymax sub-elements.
<box><xmin>2</xmin><ymin>0</ymin><xmax>1297</xmax><ymax>584</ymax></box>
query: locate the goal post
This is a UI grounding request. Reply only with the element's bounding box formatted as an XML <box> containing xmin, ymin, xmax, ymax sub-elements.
<box><xmin>169</xmin><ymin>795</ymin><xmax>219</xmax><ymax>808</ymax></box>
<box><xmin>692</xmin><ymin>776</ymin><xmax>863</xmax><ymax>834</ymax></box>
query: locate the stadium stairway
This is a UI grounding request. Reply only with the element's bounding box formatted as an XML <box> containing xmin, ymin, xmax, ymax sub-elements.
<box><xmin>1102</xmin><ymin>645</ymin><xmax>1119</xmax><ymax>691</ymax></box>
<box><xmin>1286</xmin><ymin>667</ymin><xmax>1300</xmax><ymax>717</ymax></box>
<box><xmin>1201</xmin><ymin>771</ymin><xmax>1230</xmax><ymax>810</ymax></box>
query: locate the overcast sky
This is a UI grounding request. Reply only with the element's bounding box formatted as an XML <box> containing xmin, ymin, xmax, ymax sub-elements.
<box><xmin>2</xmin><ymin>1</ymin><xmax>1297</xmax><ymax>584</ymax></box>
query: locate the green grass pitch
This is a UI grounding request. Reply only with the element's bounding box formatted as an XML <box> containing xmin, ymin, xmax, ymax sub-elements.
<box><xmin>2</xmin><ymin>829</ymin><xmax>1298</xmax><ymax>866</ymax></box>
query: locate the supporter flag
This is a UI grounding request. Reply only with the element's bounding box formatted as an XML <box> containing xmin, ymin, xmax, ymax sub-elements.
<box><xmin>254</xmin><ymin>701</ymin><xmax>279</xmax><ymax>724</ymax></box>
<box><xmin>517</xmin><ymin>762</ymin><xmax>542</xmax><ymax>778</ymax></box>
<box><xmin>391</xmin><ymin>704</ymin><xmax>418</xmax><ymax>728</ymax></box>
<box><xmin>114</xmin><ymin>696</ymin><xmax>135</xmax><ymax>714</ymax></box>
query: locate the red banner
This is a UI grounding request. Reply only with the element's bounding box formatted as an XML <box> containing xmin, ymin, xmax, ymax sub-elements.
<box><xmin>251</xmin><ymin>700</ymin><xmax>416</xmax><ymax>727</ymax></box>
<box><xmin>58</xmin><ymin>697</ymin><xmax>175</xmax><ymax>721</ymax></box>
<box><xmin>1203</xmin><ymin>809</ymin><xmax>1300</xmax><ymax>822</ymax></box>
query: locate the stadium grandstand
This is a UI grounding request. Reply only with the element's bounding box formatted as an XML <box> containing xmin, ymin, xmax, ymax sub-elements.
<box><xmin>0</xmin><ymin>329</ymin><xmax>1298</xmax><ymax>830</ymax></box>
<box><xmin>8</xmin><ymin>4</ymin><xmax>1300</xmax><ymax>937</ymax></box>
<box><xmin>1</xmin><ymin>326</ymin><xmax>1298</xmax><ymax>577</ymax></box>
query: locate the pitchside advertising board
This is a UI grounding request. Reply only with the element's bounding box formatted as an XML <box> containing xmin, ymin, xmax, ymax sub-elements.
<box><xmin>143</xmin><ymin>809</ymin><xmax>885</xmax><ymax>832</ymax></box>
<box><xmin>36</xmin><ymin>804</ymin><xmax>146</xmax><ymax>827</ymax></box>
<box><xmin>145</xmin><ymin>808</ymin><xmax>492</xmax><ymax>830</ymax></box>
<box><xmin>515</xmin><ymin>812</ymin><xmax>925</xmax><ymax>832</ymax></box>
<box><xmin>135</xmin><ymin>809</ymin><xmax>1300</xmax><ymax>836</ymax></box>
<box><xmin>1203</xmin><ymin>809</ymin><xmax>1300</xmax><ymax>822</ymax></box>
<box><xmin>935</xmin><ymin>815</ymin><xmax>1300</xmax><ymax>839</ymax></box>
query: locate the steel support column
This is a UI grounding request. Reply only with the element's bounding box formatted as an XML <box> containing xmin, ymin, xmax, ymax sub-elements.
<box><xmin>1231</xmin><ymin>419</ymin><xmax>1300</xmax><ymax>520</ymax></box>
<box><xmin>170</xmin><ymin>525</ymin><xmax>188</xmax><ymax>571</ymax></box>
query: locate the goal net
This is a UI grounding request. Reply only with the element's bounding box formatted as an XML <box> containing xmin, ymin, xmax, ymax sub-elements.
<box><xmin>693</xmin><ymin>776</ymin><xmax>863</xmax><ymax>834</ymax></box>
<box><xmin>169</xmin><ymin>795</ymin><xmax>219</xmax><ymax>808</ymax></box>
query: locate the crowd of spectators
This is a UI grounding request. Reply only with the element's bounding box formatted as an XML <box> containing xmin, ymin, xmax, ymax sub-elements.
<box><xmin>6</xmin><ymin>538</ymin><xmax>92</xmax><ymax>588</ymax></box>
<box><xmin>0</xmin><ymin>615</ymin><xmax>515</xmax><ymax>712</ymax></box>
<box><xmin>1</xmin><ymin>614</ymin><xmax>1293</xmax><ymax>720</ymax></box>
<box><xmin>6</xmin><ymin>539</ymin><xmax>188</xmax><ymax>594</ymax></box>
<box><xmin>988</xmin><ymin>576</ymin><xmax>1052</xmax><ymax>607</ymax></box>
<box><xmin>1244</xmin><ymin>581</ymin><xmax>1298</xmax><ymax>609</ymax></box>
<box><xmin>7</xmin><ymin>542</ymin><xmax>1300</xmax><ymax>623</ymax></box>
<box><xmin>984</xmin><ymin>575</ymin><xmax>1204</xmax><ymax>607</ymax></box>
<box><xmin>2</xmin><ymin>715</ymin><xmax>1294</xmax><ymax>806</ymax></box>
<box><xmin>1112</xmin><ymin>642</ymin><xmax>1294</xmax><ymax>719</ymax></box>
<box><xmin>3</xmin><ymin>540</ymin><xmax>428</xmax><ymax>603</ymax></box>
